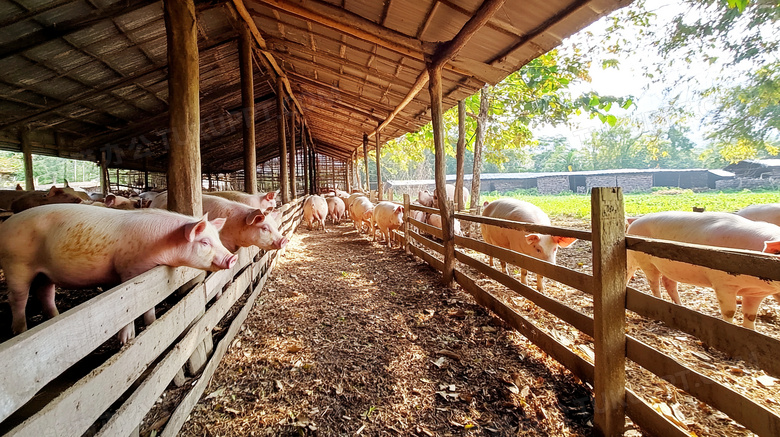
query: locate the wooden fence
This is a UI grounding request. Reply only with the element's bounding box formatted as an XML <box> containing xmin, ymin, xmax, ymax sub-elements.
<box><xmin>399</xmin><ymin>188</ymin><xmax>780</xmax><ymax>437</ymax></box>
<box><xmin>0</xmin><ymin>196</ymin><xmax>305</xmax><ymax>437</ymax></box>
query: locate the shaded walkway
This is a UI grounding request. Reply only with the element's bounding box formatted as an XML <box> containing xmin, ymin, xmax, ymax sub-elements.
<box><xmin>181</xmin><ymin>223</ymin><xmax>594</xmax><ymax>435</ymax></box>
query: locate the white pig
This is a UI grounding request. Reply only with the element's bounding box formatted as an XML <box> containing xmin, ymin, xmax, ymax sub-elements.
<box><xmin>372</xmin><ymin>201</ymin><xmax>404</xmax><ymax>247</ymax></box>
<box><xmin>350</xmin><ymin>196</ymin><xmax>374</xmax><ymax>233</ymax></box>
<box><xmin>346</xmin><ymin>192</ymin><xmax>367</xmax><ymax>212</ymax></box>
<box><xmin>735</xmin><ymin>203</ymin><xmax>780</xmax><ymax>226</ymax></box>
<box><xmin>326</xmin><ymin>196</ymin><xmax>346</xmax><ymax>224</ymax></box>
<box><xmin>626</xmin><ymin>211</ymin><xmax>780</xmax><ymax>330</ymax></box>
<box><xmin>0</xmin><ymin>204</ymin><xmax>236</xmax><ymax>342</ymax></box>
<box><xmin>480</xmin><ymin>198</ymin><xmax>577</xmax><ymax>292</ymax></box>
<box><xmin>149</xmin><ymin>192</ymin><xmax>287</xmax><ymax>252</ymax></box>
<box><xmin>304</xmin><ymin>195</ymin><xmax>329</xmax><ymax>231</ymax></box>
<box><xmin>426</xmin><ymin>213</ymin><xmax>462</xmax><ymax>236</ymax></box>
<box><xmin>433</xmin><ymin>184</ymin><xmax>469</xmax><ymax>209</ymax></box>
<box><xmin>205</xmin><ymin>190</ymin><xmax>278</xmax><ymax>213</ymax></box>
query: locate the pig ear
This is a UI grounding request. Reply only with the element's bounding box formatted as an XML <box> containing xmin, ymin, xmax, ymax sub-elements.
<box><xmin>483</xmin><ymin>201</ymin><xmax>490</xmax><ymax>207</ymax></box>
<box><xmin>554</xmin><ymin>236</ymin><xmax>577</xmax><ymax>248</ymax></box>
<box><xmin>210</xmin><ymin>217</ymin><xmax>227</xmax><ymax>232</ymax></box>
<box><xmin>46</xmin><ymin>186</ymin><xmax>62</xmax><ymax>197</ymax></box>
<box><xmin>395</xmin><ymin>205</ymin><xmax>404</xmax><ymax>214</ymax></box>
<box><xmin>626</xmin><ymin>217</ymin><xmax>638</xmax><ymax>225</ymax></box>
<box><xmin>104</xmin><ymin>193</ymin><xmax>116</xmax><ymax>208</ymax></box>
<box><xmin>763</xmin><ymin>240</ymin><xmax>780</xmax><ymax>254</ymax></box>
<box><xmin>16</xmin><ymin>184</ymin><xmax>23</xmax><ymax>190</ymax></box>
<box><xmin>185</xmin><ymin>217</ymin><xmax>208</xmax><ymax>242</ymax></box>
<box><xmin>246</xmin><ymin>209</ymin><xmax>266</xmax><ymax>225</ymax></box>
<box><xmin>526</xmin><ymin>234</ymin><xmax>542</xmax><ymax>245</ymax></box>
<box><xmin>265</xmin><ymin>192</ymin><xmax>276</xmax><ymax>201</ymax></box>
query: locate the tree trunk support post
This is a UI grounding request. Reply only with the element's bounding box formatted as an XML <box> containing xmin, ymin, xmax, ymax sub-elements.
<box><xmin>100</xmin><ymin>150</ymin><xmax>108</xmax><ymax>196</ymax></box>
<box><xmin>300</xmin><ymin>116</ymin><xmax>306</xmax><ymax>195</ymax></box>
<box><xmin>164</xmin><ymin>0</ymin><xmax>202</xmax><ymax>217</ymax></box>
<box><xmin>427</xmin><ymin>62</ymin><xmax>455</xmax><ymax>286</ymax></box>
<box><xmin>289</xmin><ymin>107</ymin><xmax>297</xmax><ymax>199</ymax></box>
<box><xmin>239</xmin><ymin>22</ymin><xmax>256</xmax><ymax>194</ymax></box>
<box><xmin>403</xmin><ymin>193</ymin><xmax>410</xmax><ymax>253</ymax></box>
<box><xmin>455</xmin><ymin>100</ymin><xmax>466</xmax><ymax>211</ymax></box>
<box><xmin>277</xmin><ymin>77</ymin><xmax>290</xmax><ymax>203</ymax></box>
<box><xmin>375</xmin><ymin>128</ymin><xmax>382</xmax><ymax>201</ymax></box>
<box><xmin>20</xmin><ymin>129</ymin><xmax>35</xmax><ymax>191</ymax></box>
<box><xmin>302</xmin><ymin>123</ymin><xmax>310</xmax><ymax>195</ymax></box>
<box><xmin>362</xmin><ymin>133</ymin><xmax>370</xmax><ymax>192</ymax></box>
<box><xmin>591</xmin><ymin>186</ymin><xmax>627</xmax><ymax>437</ymax></box>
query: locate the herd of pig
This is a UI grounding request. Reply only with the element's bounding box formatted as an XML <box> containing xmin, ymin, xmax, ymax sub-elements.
<box><xmin>0</xmin><ymin>183</ymin><xmax>288</xmax><ymax>343</ymax></box>
<box><xmin>307</xmin><ymin>184</ymin><xmax>780</xmax><ymax>332</ymax></box>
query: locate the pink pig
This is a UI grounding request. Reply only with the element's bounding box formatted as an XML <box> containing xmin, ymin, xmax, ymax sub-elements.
<box><xmin>205</xmin><ymin>190</ymin><xmax>278</xmax><ymax>213</ymax></box>
<box><xmin>304</xmin><ymin>195</ymin><xmax>329</xmax><ymax>231</ymax></box>
<box><xmin>350</xmin><ymin>196</ymin><xmax>374</xmax><ymax>234</ymax></box>
<box><xmin>480</xmin><ymin>198</ymin><xmax>576</xmax><ymax>292</ymax></box>
<box><xmin>326</xmin><ymin>196</ymin><xmax>346</xmax><ymax>224</ymax></box>
<box><xmin>626</xmin><ymin>211</ymin><xmax>780</xmax><ymax>330</ymax></box>
<box><xmin>0</xmin><ymin>204</ymin><xmax>236</xmax><ymax>342</ymax></box>
<box><xmin>372</xmin><ymin>201</ymin><xmax>404</xmax><ymax>247</ymax></box>
<box><xmin>735</xmin><ymin>203</ymin><xmax>780</xmax><ymax>226</ymax></box>
<box><xmin>11</xmin><ymin>186</ymin><xmax>83</xmax><ymax>213</ymax></box>
<box><xmin>149</xmin><ymin>192</ymin><xmax>287</xmax><ymax>252</ymax></box>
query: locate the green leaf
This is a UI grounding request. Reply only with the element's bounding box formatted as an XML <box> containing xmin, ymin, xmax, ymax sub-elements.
<box><xmin>621</xmin><ymin>98</ymin><xmax>633</xmax><ymax>110</ymax></box>
<box><xmin>589</xmin><ymin>95</ymin><xmax>600</xmax><ymax>106</ymax></box>
<box><xmin>606</xmin><ymin>115</ymin><xmax>618</xmax><ymax>127</ymax></box>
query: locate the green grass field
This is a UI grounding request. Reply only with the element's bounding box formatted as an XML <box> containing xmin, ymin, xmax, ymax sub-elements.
<box><xmin>481</xmin><ymin>188</ymin><xmax>780</xmax><ymax>219</ymax></box>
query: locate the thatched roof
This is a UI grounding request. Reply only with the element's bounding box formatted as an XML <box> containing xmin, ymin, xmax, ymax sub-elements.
<box><xmin>0</xmin><ymin>0</ymin><xmax>631</xmax><ymax>172</ymax></box>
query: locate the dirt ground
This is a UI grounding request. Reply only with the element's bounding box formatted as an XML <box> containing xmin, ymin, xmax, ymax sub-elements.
<box><xmin>179</xmin><ymin>222</ymin><xmax>608</xmax><ymax>436</ymax></box>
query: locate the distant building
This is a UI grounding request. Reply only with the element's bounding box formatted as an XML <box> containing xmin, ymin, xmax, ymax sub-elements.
<box><xmin>723</xmin><ymin>159</ymin><xmax>780</xmax><ymax>179</ymax></box>
<box><xmin>387</xmin><ymin>168</ymin><xmax>734</xmax><ymax>196</ymax></box>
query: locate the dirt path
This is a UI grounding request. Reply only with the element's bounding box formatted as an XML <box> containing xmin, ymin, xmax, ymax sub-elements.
<box><xmin>180</xmin><ymin>222</ymin><xmax>598</xmax><ymax>436</ymax></box>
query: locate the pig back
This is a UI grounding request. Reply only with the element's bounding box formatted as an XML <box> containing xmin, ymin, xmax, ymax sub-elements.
<box><xmin>735</xmin><ymin>203</ymin><xmax>780</xmax><ymax>227</ymax></box>
<box><xmin>374</xmin><ymin>201</ymin><xmax>403</xmax><ymax>228</ymax></box>
<box><xmin>326</xmin><ymin>196</ymin><xmax>346</xmax><ymax>214</ymax></box>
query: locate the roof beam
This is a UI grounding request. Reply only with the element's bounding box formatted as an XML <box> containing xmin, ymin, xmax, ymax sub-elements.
<box><xmin>0</xmin><ymin>0</ymin><xmax>160</xmax><ymax>60</ymax></box>
<box><xmin>369</xmin><ymin>0</ymin><xmax>506</xmax><ymax>139</ymax></box>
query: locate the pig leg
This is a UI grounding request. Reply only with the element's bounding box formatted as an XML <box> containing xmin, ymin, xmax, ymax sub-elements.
<box><xmin>713</xmin><ymin>286</ymin><xmax>740</xmax><ymax>324</ymax></box>
<box><xmin>520</xmin><ymin>268</ymin><xmax>528</xmax><ymax>285</ymax></box>
<box><xmin>118</xmin><ymin>323</ymin><xmax>136</xmax><ymax>344</ymax></box>
<box><xmin>31</xmin><ymin>275</ymin><xmax>58</xmax><ymax>319</ymax></box>
<box><xmin>740</xmin><ymin>295</ymin><xmax>765</xmax><ymax>330</ymax></box>
<box><xmin>536</xmin><ymin>274</ymin><xmax>545</xmax><ymax>292</ymax></box>
<box><xmin>5</xmin><ymin>269</ymin><xmax>35</xmax><ymax>334</ymax></box>
<box><xmin>661</xmin><ymin>276</ymin><xmax>681</xmax><ymax>305</ymax></box>
<box><xmin>640</xmin><ymin>265</ymin><xmax>664</xmax><ymax>300</ymax></box>
<box><xmin>320</xmin><ymin>217</ymin><xmax>327</xmax><ymax>231</ymax></box>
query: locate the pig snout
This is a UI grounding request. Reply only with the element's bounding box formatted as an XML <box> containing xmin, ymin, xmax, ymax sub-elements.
<box><xmin>213</xmin><ymin>252</ymin><xmax>238</xmax><ymax>270</ymax></box>
<box><xmin>274</xmin><ymin>236</ymin><xmax>289</xmax><ymax>250</ymax></box>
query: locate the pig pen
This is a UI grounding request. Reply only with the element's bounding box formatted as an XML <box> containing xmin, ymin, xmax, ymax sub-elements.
<box><xmin>0</xmin><ymin>198</ymin><xmax>306</xmax><ymax>436</ymax></box>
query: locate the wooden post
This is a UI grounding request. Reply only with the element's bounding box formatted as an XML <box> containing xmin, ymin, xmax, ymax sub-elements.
<box><xmin>375</xmin><ymin>129</ymin><xmax>382</xmax><ymax>200</ymax></box>
<box><xmin>20</xmin><ymin>130</ymin><xmax>34</xmax><ymax>191</ymax></box>
<box><xmin>143</xmin><ymin>158</ymin><xmax>149</xmax><ymax>192</ymax></box>
<box><xmin>100</xmin><ymin>150</ymin><xmax>108</xmax><ymax>196</ymax></box>
<box><xmin>277</xmin><ymin>77</ymin><xmax>290</xmax><ymax>203</ymax></box>
<box><xmin>310</xmin><ymin>144</ymin><xmax>317</xmax><ymax>193</ymax></box>
<box><xmin>427</xmin><ymin>62</ymin><xmax>454</xmax><ymax>286</ymax></box>
<box><xmin>239</xmin><ymin>22</ymin><xmax>256</xmax><ymax>194</ymax></box>
<box><xmin>403</xmin><ymin>193</ymin><xmax>410</xmax><ymax>253</ymax></box>
<box><xmin>289</xmin><ymin>107</ymin><xmax>297</xmax><ymax>199</ymax></box>
<box><xmin>164</xmin><ymin>0</ymin><xmax>202</xmax><ymax>217</ymax></box>
<box><xmin>346</xmin><ymin>154</ymin><xmax>353</xmax><ymax>192</ymax></box>
<box><xmin>207</xmin><ymin>173</ymin><xmax>213</xmax><ymax>191</ymax></box>
<box><xmin>591</xmin><ymin>187</ymin><xmax>627</xmax><ymax>437</ymax></box>
<box><xmin>362</xmin><ymin>133</ymin><xmax>370</xmax><ymax>192</ymax></box>
<box><xmin>302</xmin><ymin>124</ymin><xmax>310</xmax><ymax>195</ymax></box>
<box><xmin>455</xmin><ymin>100</ymin><xmax>466</xmax><ymax>211</ymax></box>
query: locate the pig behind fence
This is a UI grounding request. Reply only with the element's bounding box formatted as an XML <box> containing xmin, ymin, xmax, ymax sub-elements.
<box><xmin>205</xmin><ymin>190</ymin><xmax>278</xmax><ymax>213</ymax></box>
<box><xmin>0</xmin><ymin>204</ymin><xmax>237</xmax><ymax>343</ymax></box>
<box><xmin>372</xmin><ymin>201</ymin><xmax>404</xmax><ymax>248</ymax></box>
<box><xmin>480</xmin><ymin>198</ymin><xmax>576</xmax><ymax>292</ymax></box>
<box><xmin>304</xmin><ymin>195</ymin><xmax>329</xmax><ymax>231</ymax></box>
<box><xmin>626</xmin><ymin>211</ymin><xmax>780</xmax><ymax>330</ymax></box>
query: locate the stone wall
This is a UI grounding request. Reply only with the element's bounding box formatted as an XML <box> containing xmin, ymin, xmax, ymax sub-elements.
<box><xmin>585</xmin><ymin>175</ymin><xmax>617</xmax><ymax>192</ymax></box>
<box><xmin>537</xmin><ymin>176</ymin><xmax>570</xmax><ymax>195</ymax></box>
<box><xmin>616</xmin><ymin>174</ymin><xmax>653</xmax><ymax>192</ymax></box>
<box><xmin>715</xmin><ymin>178</ymin><xmax>780</xmax><ymax>190</ymax></box>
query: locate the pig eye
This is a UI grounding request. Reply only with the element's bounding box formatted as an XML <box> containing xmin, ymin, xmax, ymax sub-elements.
<box><xmin>201</xmin><ymin>239</ymin><xmax>211</xmax><ymax>247</ymax></box>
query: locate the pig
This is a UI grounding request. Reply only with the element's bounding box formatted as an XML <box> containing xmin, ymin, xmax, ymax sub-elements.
<box><xmin>0</xmin><ymin>204</ymin><xmax>237</xmax><ymax>342</ymax></box>
<box><xmin>350</xmin><ymin>196</ymin><xmax>374</xmax><ymax>233</ymax></box>
<box><xmin>480</xmin><ymin>198</ymin><xmax>577</xmax><ymax>292</ymax></box>
<box><xmin>62</xmin><ymin>180</ymin><xmax>92</xmax><ymax>201</ymax></box>
<box><xmin>11</xmin><ymin>186</ymin><xmax>83</xmax><ymax>213</ymax></box>
<box><xmin>149</xmin><ymin>192</ymin><xmax>287</xmax><ymax>252</ymax></box>
<box><xmin>205</xmin><ymin>190</ymin><xmax>278</xmax><ymax>213</ymax></box>
<box><xmin>304</xmin><ymin>195</ymin><xmax>329</xmax><ymax>231</ymax></box>
<box><xmin>326</xmin><ymin>196</ymin><xmax>346</xmax><ymax>224</ymax></box>
<box><xmin>104</xmin><ymin>193</ymin><xmax>140</xmax><ymax>210</ymax></box>
<box><xmin>419</xmin><ymin>184</ymin><xmax>469</xmax><ymax>208</ymax></box>
<box><xmin>346</xmin><ymin>192</ymin><xmax>367</xmax><ymax>210</ymax></box>
<box><xmin>426</xmin><ymin>213</ymin><xmax>462</xmax><ymax>236</ymax></box>
<box><xmin>735</xmin><ymin>203</ymin><xmax>780</xmax><ymax>226</ymax></box>
<box><xmin>626</xmin><ymin>211</ymin><xmax>780</xmax><ymax>330</ymax></box>
<box><xmin>372</xmin><ymin>201</ymin><xmax>404</xmax><ymax>247</ymax></box>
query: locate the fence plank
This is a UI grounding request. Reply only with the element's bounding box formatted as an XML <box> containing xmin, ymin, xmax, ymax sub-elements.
<box><xmin>94</xmin><ymin>266</ymin><xmax>257</xmax><ymax>436</ymax></box>
<box><xmin>409</xmin><ymin>244</ymin><xmax>444</xmax><ymax>272</ymax></box>
<box><xmin>409</xmin><ymin>229</ymin><xmax>444</xmax><ymax>255</ymax></box>
<box><xmin>625</xmin><ymin>391</ymin><xmax>690</xmax><ymax>437</ymax></box>
<box><xmin>0</xmin><ymin>266</ymin><xmax>201</xmax><ymax>422</ymax></box>
<box><xmin>453</xmin><ymin>212</ymin><xmax>591</xmax><ymax>241</ymax></box>
<box><xmin>627</xmin><ymin>337</ymin><xmax>780</xmax><ymax>437</ymax></box>
<box><xmin>161</xmin><ymin>250</ymin><xmax>272</xmax><ymax>437</ymax></box>
<box><xmin>454</xmin><ymin>235</ymin><xmax>592</xmax><ymax>293</ymax></box>
<box><xmin>454</xmin><ymin>250</ymin><xmax>593</xmax><ymax>336</ymax></box>
<box><xmin>591</xmin><ymin>187</ymin><xmax>626</xmax><ymax>437</ymax></box>
<box><xmin>408</xmin><ymin>203</ymin><xmax>439</xmax><ymax>215</ymax></box>
<box><xmin>7</xmin><ymin>280</ymin><xmax>209</xmax><ymax>436</ymax></box>
<box><xmin>627</xmin><ymin>236</ymin><xmax>780</xmax><ymax>282</ymax></box>
<box><xmin>408</xmin><ymin>217</ymin><xmax>443</xmax><ymax>239</ymax></box>
<box><xmin>203</xmin><ymin>246</ymin><xmax>258</xmax><ymax>301</ymax></box>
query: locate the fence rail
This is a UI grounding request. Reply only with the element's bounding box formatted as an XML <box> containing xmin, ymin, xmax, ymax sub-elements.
<box><xmin>0</xmin><ymin>196</ymin><xmax>306</xmax><ymax>437</ymax></box>
<box><xmin>402</xmin><ymin>190</ymin><xmax>780</xmax><ymax>436</ymax></box>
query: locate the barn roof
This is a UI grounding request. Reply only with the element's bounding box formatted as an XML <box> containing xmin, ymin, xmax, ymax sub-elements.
<box><xmin>0</xmin><ymin>0</ymin><xmax>631</xmax><ymax>173</ymax></box>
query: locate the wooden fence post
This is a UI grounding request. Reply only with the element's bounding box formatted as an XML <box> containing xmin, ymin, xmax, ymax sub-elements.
<box><xmin>239</xmin><ymin>22</ymin><xmax>256</xmax><ymax>194</ymax></box>
<box><xmin>403</xmin><ymin>193</ymin><xmax>410</xmax><ymax>254</ymax></box>
<box><xmin>289</xmin><ymin>107</ymin><xmax>297</xmax><ymax>199</ymax></box>
<box><xmin>277</xmin><ymin>77</ymin><xmax>289</xmax><ymax>203</ymax></box>
<box><xmin>20</xmin><ymin>129</ymin><xmax>34</xmax><ymax>191</ymax></box>
<box><xmin>591</xmin><ymin>186</ymin><xmax>627</xmax><ymax>437</ymax></box>
<box><xmin>362</xmin><ymin>133</ymin><xmax>370</xmax><ymax>192</ymax></box>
